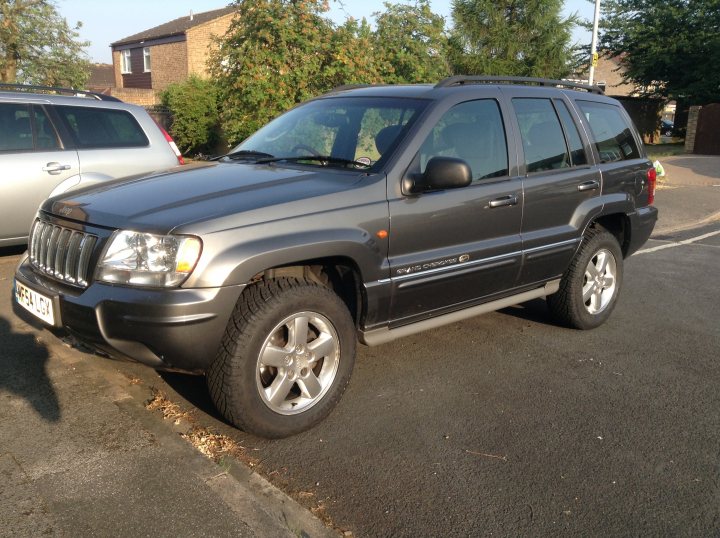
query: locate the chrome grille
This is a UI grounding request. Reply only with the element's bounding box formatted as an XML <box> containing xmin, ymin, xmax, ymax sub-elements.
<box><xmin>29</xmin><ymin>219</ymin><xmax>98</xmax><ymax>287</ymax></box>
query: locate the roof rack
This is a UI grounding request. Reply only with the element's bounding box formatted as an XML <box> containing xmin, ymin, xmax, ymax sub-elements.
<box><xmin>326</xmin><ymin>84</ymin><xmax>373</xmax><ymax>94</ymax></box>
<box><xmin>0</xmin><ymin>83</ymin><xmax>122</xmax><ymax>102</ymax></box>
<box><xmin>435</xmin><ymin>76</ymin><xmax>604</xmax><ymax>95</ymax></box>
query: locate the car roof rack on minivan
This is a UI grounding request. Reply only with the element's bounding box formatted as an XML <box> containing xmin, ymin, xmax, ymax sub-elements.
<box><xmin>0</xmin><ymin>83</ymin><xmax>122</xmax><ymax>102</ymax></box>
<box><xmin>435</xmin><ymin>76</ymin><xmax>604</xmax><ymax>95</ymax></box>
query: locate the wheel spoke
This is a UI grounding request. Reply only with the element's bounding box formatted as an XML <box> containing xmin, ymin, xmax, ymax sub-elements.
<box><xmin>261</xmin><ymin>345</ymin><xmax>289</xmax><ymax>368</ymax></box>
<box><xmin>308</xmin><ymin>332</ymin><xmax>335</xmax><ymax>360</ymax></box>
<box><xmin>582</xmin><ymin>282</ymin><xmax>595</xmax><ymax>302</ymax></box>
<box><xmin>266</xmin><ymin>372</ymin><xmax>295</xmax><ymax>407</ymax></box>
<box><xmin>590</xmin><ymin>289</ymin><xmax>603</xmax><ymax>311</ymax></box>
<box><xmin>602</xmin><ymin>274</ymin><xmax>615</xmax><ymax>289</ymax></box>
<box><xmin>596</xmin><ymin>251</ymin><xmax>609</xmax><ymax>274</ymax></box>
<box><xmin>298</xmin><ymin>373</ymin><xmax>323</xmax><ymax>399</ymax></box>
<box><xmin>586</xmin><ymin>264</ymin><xmax>599</xmax><ymax>279</ymax></box>
<box><xmin>287</xmin><ymin>316</ymin><xmax>309</xmax><ymax>348</ymax></box>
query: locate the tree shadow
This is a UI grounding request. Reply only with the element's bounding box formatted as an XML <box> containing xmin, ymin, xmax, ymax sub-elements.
<box><xmin>0</xmin><ymin>315</ymin><xmax>60</xmax><ymax>422</ymax></box>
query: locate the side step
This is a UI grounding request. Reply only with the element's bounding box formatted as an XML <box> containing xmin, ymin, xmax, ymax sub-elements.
<box><xmin>359</xmin><ymin>280</ymin><xmax>560</xmax><ymax>347</ymax></box>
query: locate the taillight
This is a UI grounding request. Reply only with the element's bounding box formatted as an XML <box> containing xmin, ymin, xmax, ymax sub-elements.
<box><xmin>646</xmin><ymin>167</ymin><xmax>656</xmax><ymax>205</ymax></box>
<box><xmin>159</xmin><ymin>125</ymin><xmax>185</xmax><ymax>165</ymax></box>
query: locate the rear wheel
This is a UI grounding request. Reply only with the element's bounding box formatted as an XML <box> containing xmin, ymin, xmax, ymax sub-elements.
<box><xmin>547</xmin><ymin>226</ymin><xmax>623</xmax><ymax>329</ymax></box>
<box><xmin>207</xmin><ymin>277</ymin><xmax>356</xmax><ymax>438</ymax></box>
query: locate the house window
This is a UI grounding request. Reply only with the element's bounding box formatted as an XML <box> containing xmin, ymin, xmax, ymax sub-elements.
<box><xmin>143</xmin><ymin>47</ymin><xmax>151</xmax><ymax>72</ymax></box>
<box><xmin>121</xmin><ymin>50</ymin><xmax>131</xmax><ymax>74</ymax></box>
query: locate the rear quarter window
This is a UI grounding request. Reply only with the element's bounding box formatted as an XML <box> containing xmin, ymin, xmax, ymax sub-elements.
<box><xmin>577</xmin><ymin>101</ymin><xmax>640</xmax><ymax>162</ymax></box>
<box><xmin>55</xmin><ymin>105</ymin><xmax>149</xmax><ymax>149</ymax></box>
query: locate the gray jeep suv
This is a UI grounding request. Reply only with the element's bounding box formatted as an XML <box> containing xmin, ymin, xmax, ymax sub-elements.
<box><xmin>0</xmin><ymin>84</ymin><xmax>184</xmax><ymax>246</ymax></box>
<box><xmin>14</xmin><ymin>77</ymin><xmax>658</xmax><ymax>438</ymax></box>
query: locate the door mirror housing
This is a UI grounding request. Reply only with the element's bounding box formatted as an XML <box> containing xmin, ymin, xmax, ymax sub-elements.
<box><xmin>403</xmin><ymin>157</ymin><xmax>472</xmax><ymax>194</ymax></box>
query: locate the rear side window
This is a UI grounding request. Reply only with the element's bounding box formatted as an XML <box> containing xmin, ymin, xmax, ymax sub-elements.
<box><xmin>419</xmin><ymin>99</ymin><xmax>508</xmax><ymax>181</ymax></box>
<box><xmin>55</xmin><ymin>106</ymin><xmax>149</xmax><ymax>149</ymax></box>
<box><xmin>553</xmin><ymin>99</ymin><xmax>587</xmax><ymax>166</ymax></box>
<box><xmin>512</xmin><ymin>98</ymin><xmax>570</xmax><ymax>173</ymax></box>
<box><xmin>577</xmin><ymin>101</ymin><xmax>640</xmax><ymax>162</ymax></box>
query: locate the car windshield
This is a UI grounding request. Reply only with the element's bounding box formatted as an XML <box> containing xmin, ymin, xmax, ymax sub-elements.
<box><xmin>225</xmin><ymin>97</ymin><xmax>428</xmax><ymax>170</ymax></box>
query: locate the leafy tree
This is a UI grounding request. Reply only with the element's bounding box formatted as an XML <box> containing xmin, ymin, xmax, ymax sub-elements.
<box><xmin>599</xmin><ymin>0</ymin><xmax>720</xmax><ymax>104</ymax></box>
<box><xmin>161</xmin><ymin>76</ymin><xmax>220</xmax><ymax>156</ymax></box>
<box><xmin>448</xmin><ymin>0</ymin><xmax>577</xmax><ymax>79</ymax></box>
<box><xmin>373</xmin><ymin>0</ymin><xmax>449</xmax><ymax>83</ymax></box>
<box><xmin>0</xmin><ymin>0</ymin><xmax>90</xmax><ymax>87</ymax></box>
<box><xmin>323</xmin><ymin>17</ymin><xmax>385</xmax><ymax>88</ymax></box>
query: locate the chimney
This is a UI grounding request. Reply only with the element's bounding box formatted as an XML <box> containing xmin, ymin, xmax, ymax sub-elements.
<box><xmin>189</xmin><ymin>10</ymin><xmax>194</xmax><ymax>21</ymax></box>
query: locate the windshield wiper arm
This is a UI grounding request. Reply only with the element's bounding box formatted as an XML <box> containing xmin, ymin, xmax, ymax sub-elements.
<box><xmin>213</xmin><ymin>150</ymin><xmax>275</xmax><ymax>162</ymax></box>
<box><xmin>256</xmin><ymin>155</ymin><xmax>371</xmax><ymax>168</ymax></box>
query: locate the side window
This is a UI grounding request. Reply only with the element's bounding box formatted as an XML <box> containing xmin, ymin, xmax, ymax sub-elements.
<box><xmin>0</xmin><ymin>103</ymin><xmax>34</xmax><ymax>151</ymax></box>
<box><xmin>419</xmin><ymin>99</ymin><xmax>508</xmax><ymax>181</ymax></box>
<box><xmin>55</xmin><ymin>106</ymin><xmax>149</xmax><ymax>148</ymax></box>
<box><xmin>553</xmin><ymin>99</ymin><xmax>587</xmax><ymax>166</ymax></box>
<box><xmin>578</xmin><ymin>101</ymin><xmax>640</xmax><ymax>162</ymax></box>
<box><xmin>512</xmin><ymin>98</ymin><xmax>570</xmax><ymax>173</ymax></box>
<box><xmin>33</xmin><ymin>106</ymin><xmax>60</xmax><ymax>150</ymax></box>
<box><xmin>121</xmin><ymin>50</ymin><xmax>132</xmax><ymax>74</ymax></box>
<box><xmin>143</xmin><ymin>47</ymin><xmax>151</xmax><ymax>72</ymax></box>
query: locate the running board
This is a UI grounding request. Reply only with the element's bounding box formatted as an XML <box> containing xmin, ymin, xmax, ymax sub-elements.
<box><xmin>359</xmin><ymin>280</ymin><xmax>561</xmax><ymax>347</ymax></box>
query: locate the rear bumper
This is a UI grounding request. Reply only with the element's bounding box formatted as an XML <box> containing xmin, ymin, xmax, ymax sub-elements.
<box><xmin>14</xmin><ymin>256</ymin><xmax>245</xmax><ymax>373</ymax></box>
<box><xmin>626</xmin><ymin>205</ymin><xmax>658</xmax><ymax>256</ymax></box>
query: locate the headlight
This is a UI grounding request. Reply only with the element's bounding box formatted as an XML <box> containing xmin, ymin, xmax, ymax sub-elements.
<box><xmin>96</xmin><ymin>231</ymin><xmax>202</xmax><ymax>287</ymax></box>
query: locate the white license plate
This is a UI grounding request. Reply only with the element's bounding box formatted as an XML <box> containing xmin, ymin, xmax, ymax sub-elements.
<box><xmin>15</xmin><ymin>280</ymin><xmax>55</xmax><ymax>325</ymax></box>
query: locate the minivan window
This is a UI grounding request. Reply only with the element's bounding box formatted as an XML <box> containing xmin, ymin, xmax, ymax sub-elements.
<box><xmin>578</xmin><ymin>101</ymin><xmax>640</xmax><ymax>162</ymax></box>
<box><xmin>553</xmin><ymin>99</ymin><xmax>587</xmax><ymax>166</ymax></box>
<box><xmin>0</xmin><ymin>103</ymin><xmax>33</xmax><ymax>151</ymax></box>
<box><xmin>513</xmin><ymin>98</ymin><xmax>570</xmax><ymax>173</ymax></box>
<box><xmin>419</xmin><ymin>99</ymin><xmax>508</xmax><ymax>181</ymax></box>
<box><xmin>56</xmin><ymin>106</ymin><xmax>149</xmax><ymax>149</ymax></box>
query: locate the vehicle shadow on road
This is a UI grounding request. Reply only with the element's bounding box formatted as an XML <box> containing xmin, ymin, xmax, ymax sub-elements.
<box><xmin>498</xmin><ymin>298</ymin><xmax>554</xmax><ymax>325</ymax></box>
<box><xmin>159</xmin><ymin>371</ymin><xmax>224</xmax><ymax>421</ymax></box>
<box><xmin>0</xmin><ymin>316</ymin><xmax>60</xmax><ymax>422</ymax></box>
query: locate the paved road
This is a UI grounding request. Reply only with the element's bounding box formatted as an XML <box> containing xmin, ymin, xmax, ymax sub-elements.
<box><xmin>98</xmin><ymin>222</ymin><xmax>718</xmax><ymax>536</ymax></box>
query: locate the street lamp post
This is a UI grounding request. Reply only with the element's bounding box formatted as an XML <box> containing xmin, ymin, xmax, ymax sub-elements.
<box><xmin>589</xmin><ymin>0</ymin><xmax>601</xmax><ymax>85</ymax></box>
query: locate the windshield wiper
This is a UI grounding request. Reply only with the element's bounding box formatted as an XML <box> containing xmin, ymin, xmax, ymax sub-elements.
<box><xmin>213</xmin><ymin>150</ymin><xmax>275</xmax><ymax>162</ymax></box>
<box><xmin>256</xmin><ymin>155</ymin><xmax>371</xmax><ymax>168</ymax></box>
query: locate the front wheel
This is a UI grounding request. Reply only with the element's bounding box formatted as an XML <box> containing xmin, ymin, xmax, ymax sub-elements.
<box><xmin>207</xmin><ymin>278</ymin><xmax>356</xmax><ymax>438</ymax></box>
<box><xmin>547</xmin><ymin>227</ymin><xmax>623</xmax><ymax>330</ymax></box>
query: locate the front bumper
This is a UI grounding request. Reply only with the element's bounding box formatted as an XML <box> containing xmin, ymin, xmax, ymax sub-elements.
<box><xmin>14</xmin><ymin>255</ymin><xmax>245</xmax><ymax>373</ymax></box>
<box><xmin>626</xmin><ymin>205</ymin><xmax>659</xmax><ymax>256</ymax></box>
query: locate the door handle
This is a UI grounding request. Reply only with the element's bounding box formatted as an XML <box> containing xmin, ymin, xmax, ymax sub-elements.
<box><xmin>43</xmin><ymin>162</ymin><xmax>71</xmax><ymax>174</ymax></box>
<box><xmin>489</xmin><ymin>194</ymin><xmax>518</xmax><ymax>208</ymax></box>
<box><xmin>577</xmin><ymin>180</ymin><xmax>600</xmax><ymax>192</ymax></box>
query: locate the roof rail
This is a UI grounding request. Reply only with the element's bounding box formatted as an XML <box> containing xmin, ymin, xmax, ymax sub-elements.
<box><xmin>326</xmin><ymin>83</ymin><xmax>373</xmax><ymax>94</ymax></box>
<box><xmin>435</xmin><ymin>76</ymin><xmax>604</xmax><ymax>95</ymax></box>
<box><xmin>0</xmin><ymin>83</ymin><xmax>122</xmax><ymax>102</ymax></box>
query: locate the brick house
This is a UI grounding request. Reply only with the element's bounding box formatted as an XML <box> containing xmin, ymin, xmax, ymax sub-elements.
<box><xmin>109</xmin><ymin>6</ymin><xmax>235</xmax><ymax>105</ymax></box>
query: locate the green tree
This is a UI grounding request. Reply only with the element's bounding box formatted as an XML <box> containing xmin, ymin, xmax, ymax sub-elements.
<box><xmin>324</xmin><ymin>17</ymin><xmax>385</xmax><ymax>88</ymax></box>
<box><xmin>599</xmin><ymin>0</ymin><xmax>720</xmax><ymax>104</ymax></box>
<box><xmin>161</xmin><ymin>76</ymin><xmax>219</xmax><ymax>156</ymax></box>
<box><xmin>448</xmin><ymin>0</ymin><xmax>577</xmax><ymax>78</ymax></box>
<box><xmin>0</xmin><ymin>0</ymin><xmax>90</xmax><ymax>87</ymax></box>
<box><xmin>373</xmin><ymin>0</ymin><xmax>449</xmax><ymax>83</ymax></box>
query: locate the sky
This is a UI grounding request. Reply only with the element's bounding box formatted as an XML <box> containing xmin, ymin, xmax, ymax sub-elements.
<box><xmin>59</xmin><ymin>0</ymin><xmax>596</xmax><ymax>64</ymax></box>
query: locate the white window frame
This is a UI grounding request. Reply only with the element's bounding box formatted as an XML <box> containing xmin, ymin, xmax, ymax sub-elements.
<box><xmin>121</xmin><ymin>50</ymin><xmax>131</xmax><ymax>74</ymax></box>
<box><xmin>143</xmin><ymin>47</ymin><xmax>151</xmax><ymax>73</ymax></box>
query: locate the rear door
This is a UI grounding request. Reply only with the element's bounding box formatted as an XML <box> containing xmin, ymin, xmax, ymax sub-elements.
<box><xmin>387</xmin><ymin>97</ymin><xmax>524</xmax><ymax>326</ymax></box>
<box><xmin>506</xmin><ymin>91</ymin><xmax>602</xmax><ymax>286</ymax></box>
<box><xmin>0</xmin><ymin>102</ymin><xmax>79</xmax><ymax>243</ymax></box>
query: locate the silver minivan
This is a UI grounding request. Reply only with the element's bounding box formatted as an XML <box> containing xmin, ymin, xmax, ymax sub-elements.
<box><xmin>0</xmin><ymin>86</ymin><xmax>184</xmax><ymax>246</ymax></box>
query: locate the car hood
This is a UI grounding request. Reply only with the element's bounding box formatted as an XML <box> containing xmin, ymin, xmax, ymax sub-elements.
<box><xmin>43</xmin><ymin>162</ymin><xmax>371</xmax><ymax>234</ymax></box>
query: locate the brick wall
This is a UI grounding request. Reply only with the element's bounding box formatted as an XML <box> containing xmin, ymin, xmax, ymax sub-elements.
<box><xmin>150</xmin><ymin>41</ymin><xmax>189</xmax><ymax>91</ymax></box>
<box><xmin>185</xmin><ymin>13</ymin><xmax>235</xmax><ymax>78</ymax></box>
<box><xmin>112</xmin><ymin>50</ymin><xmax>123</xmax><ymax>88</ymax></box>
<box><xmin>685</xmin><ymin>106</ymin><xmax>702</xmax><ymax>153</ymax></box>
<box><xmin>110</xmin><ymin>88</ymin><xmax>159</xmax><ymax>106</ymax></box>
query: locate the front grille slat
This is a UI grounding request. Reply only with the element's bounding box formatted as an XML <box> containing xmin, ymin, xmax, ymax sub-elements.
<box><xmin>28</xmin><ymin>218</ymin><xmax>98</xmax><ymax>289</ymax></box>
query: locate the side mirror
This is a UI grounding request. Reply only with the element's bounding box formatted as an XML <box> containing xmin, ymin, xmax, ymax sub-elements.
<box><xmin>403</xmin><ymin>157</ymin><xmax>472</xmax><ymax>194</ymax></box>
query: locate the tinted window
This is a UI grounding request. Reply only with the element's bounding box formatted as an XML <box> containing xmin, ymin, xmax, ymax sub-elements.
<box><xmin>419</xmin><ymin>99</ymin><xmax>508</xmax><ymax>181</ymax></box>
<box><xmin>56</xmin><ymin>106</ymin><xmax>149</xmax><ymax>148</ymax></box>
<box><xmin>513</xmin><ymin>98</ymin><xmax>569</xmax><ymax>173</ymax></box>
<box><xmin>578</xmin><ymin>101</ymin><xmax>640</xmax><ymax>162</ymax></box>
<box><xmin>554</xmin><ymin>99</ymin><xmax>587</xmax><ymax>166</ymax></box>
<box><xmin>0</xmin><ymin>103</ymin><xmax>34</xmax><ymax>151</ymax></box>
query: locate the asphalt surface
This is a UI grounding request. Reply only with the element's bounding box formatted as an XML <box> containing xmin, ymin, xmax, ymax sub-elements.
<box><xmin>1</xmin><ymin>154</ymin><xmax>719</xmax><ymax>537</ymax></box>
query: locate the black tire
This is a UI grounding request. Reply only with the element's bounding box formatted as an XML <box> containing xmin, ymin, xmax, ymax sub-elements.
<box><xmin>547</xmin><ymin>226</ymin><xmax>624</xmax><ymax>330</ymax></box>
<box><xmin>207</xmin><ymin>277</ymin><xmax>356</xmax><ymax>438</ymax></box>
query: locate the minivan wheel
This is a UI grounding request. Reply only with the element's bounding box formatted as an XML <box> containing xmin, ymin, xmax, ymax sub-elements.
<box><xmin>547</xmin><ymin>226</ymin><xmax>623</xmax><ymax>330</ymax></box>
<box><xmin>207</xmin><ymin>277</ymin><xmax>356</xmax><ymax>438</ymax></box>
